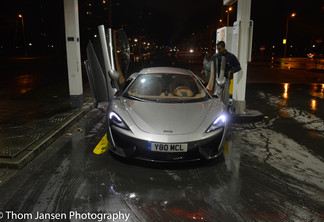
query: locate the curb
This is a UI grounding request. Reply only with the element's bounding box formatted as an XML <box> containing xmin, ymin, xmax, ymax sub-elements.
<box><xmin>230</xmin><ymin>109</ymin><xmax>264</xmax><ymax>124</ymax></box>
<box><xmin>0</xmin><ymin>103</ymin><xmax>93</xmax><ymax>169</ymax></box>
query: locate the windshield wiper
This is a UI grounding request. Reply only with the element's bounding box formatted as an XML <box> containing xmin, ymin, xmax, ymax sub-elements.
<box><xmin>124</xmin><ymin>95</ymin><xmax>147</xmax><ymax>102</ymax></box>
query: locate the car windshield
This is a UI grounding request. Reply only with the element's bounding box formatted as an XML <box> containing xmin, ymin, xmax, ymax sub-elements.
<box><xmin>123</xmin><ymin>73</ymin><xmax>209</xmax><ymax>103</ymax></box>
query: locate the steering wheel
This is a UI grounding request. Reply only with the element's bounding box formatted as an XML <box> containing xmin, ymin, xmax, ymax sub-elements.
<box><xmin>173</xmin><ymin>86</ymin><xmax>193</xmax><ymax>97</ymax></box>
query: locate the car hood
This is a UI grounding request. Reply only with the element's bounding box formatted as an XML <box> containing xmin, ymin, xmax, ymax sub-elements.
<box><xmin>125</xmin><ymin>100</ymin><xmax>213</xmax><ymax>135</ymax></box>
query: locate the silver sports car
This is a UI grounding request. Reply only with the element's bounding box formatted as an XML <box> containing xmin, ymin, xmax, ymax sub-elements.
<box><xmin>85</xmin><ymin>27</ymin><xmax>228</xmax><ymax>162</ymax></box>
<box><xmin>107</xmin><ymin>67</ymin><xmax>228</xmax><ymax>162</ymax></box>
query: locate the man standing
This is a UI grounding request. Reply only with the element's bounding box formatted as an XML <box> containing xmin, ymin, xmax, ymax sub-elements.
<box><xmin>206</xmin><ymin>41</ymin><xmax>241</xmax><ymax>110</ymax></box>
<box><xmin>212</xmin><ymin>41</ymin><xmax>241</xmax><ymax>80</ymax></box>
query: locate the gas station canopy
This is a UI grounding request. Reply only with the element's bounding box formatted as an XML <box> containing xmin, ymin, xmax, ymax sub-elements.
<box><xmin>223</xmin><ymin>0</ymin><xmax>237</xmax><ymax>6</ymax></box>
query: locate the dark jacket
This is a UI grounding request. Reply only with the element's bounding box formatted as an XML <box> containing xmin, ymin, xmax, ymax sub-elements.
<box><xmin>211</xmin><ymin>51</ymin><xmax>241</xmax><ymax>79</ymax></box>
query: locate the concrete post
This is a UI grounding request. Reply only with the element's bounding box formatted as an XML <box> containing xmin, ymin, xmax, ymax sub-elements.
<box><xmin>63</xmin><ymin>0</ymin><xmax>83</xmax><ymax>108</ymax></box>
<box><xmin>233</xmin><ymin>0</ymin><xmax>251</xmax><ymax>114</ymax></box>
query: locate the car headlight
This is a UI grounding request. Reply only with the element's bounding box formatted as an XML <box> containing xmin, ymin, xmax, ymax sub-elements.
<box><xmin>109</xmin><ymin>112</ymin><xmax>130</xmax><ymax>130</ymax></box>
<box><xmin>206</xmin><ymin>114</ymin><xmax>226</xmax><ymax>133</ymax></box>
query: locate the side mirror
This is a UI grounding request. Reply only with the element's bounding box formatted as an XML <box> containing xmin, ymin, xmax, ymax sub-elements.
<box><xmin>108</xmin><ymin>70</ymin><xmax>121</xmax><ymax>90</ymax></box>
<box><xmin>216</xmin><ymin>78</ymin><xmax>226</xmax><ymax>87</ymax></box>
<box><xmin>108</xmin><ymin>70</ymin><xmax>120</xmax><ymax>81</ymax></box>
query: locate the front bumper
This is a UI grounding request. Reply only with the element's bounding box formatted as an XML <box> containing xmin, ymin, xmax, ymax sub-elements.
<box><xmin>108</xmin><ymin>126</ymin><xmax>227</xmax><ymax>162</ymax></box>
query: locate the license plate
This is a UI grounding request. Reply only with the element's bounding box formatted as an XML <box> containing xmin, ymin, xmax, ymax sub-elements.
<box><xmin>148</xmin><ymin>142</ymin><xmax>188</xmax><ymax>152</ymax></box>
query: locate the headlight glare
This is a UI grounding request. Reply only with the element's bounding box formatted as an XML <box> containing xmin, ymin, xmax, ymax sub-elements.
<box><xmin>206</xmin><ymin>114</ymin><xmax>226</xmax><ymax>133</ymax></box>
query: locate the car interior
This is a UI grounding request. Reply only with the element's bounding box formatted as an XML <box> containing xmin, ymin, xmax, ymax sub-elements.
<box><xmin>126</xmin><ymin>74</ymin><xmax>207</xmax><ymax>100</ymax></box>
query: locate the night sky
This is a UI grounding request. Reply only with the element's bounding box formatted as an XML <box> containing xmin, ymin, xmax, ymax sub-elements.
<box><xmin>1</xmin><ymin>0</ymin><xmax>323</xmax><ymax>55</ymax></box>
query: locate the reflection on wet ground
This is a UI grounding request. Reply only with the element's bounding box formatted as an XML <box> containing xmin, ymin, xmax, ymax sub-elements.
<box><xmin>0</xmin><ymin>84</ymin><xmax>324</xmax><ymax>221</ymax></box>
<box><xmin>0</xmin><ymin>66</ymin><xmax>92</xmax><ymax>158</ymax></box>
<box><xmin>280</xmin><ymin>83</ymin><xmax>324</xmax><ymax>112</ymax></box>
<box><xmin>16</xmin><ymin>74</ymin><xmax>33</xmax><ymax>94</ymax></box>
<box><xmin>271</xmin><ymin>57</ymin><xmax>324</xmax><ymax>70</ymax></box>
<box><xmin>282</xmin><ymin>83</ymin><xmax>289</xmax><ymax>99</ymax></box>
<box><xmin>0</xmin><ymin>72</ymin><xmax>66</xmax><ymax>99</ymax></box>
<box><xmin>0</xmin><ymin>57</ymin><xmax>71</xmax><ymax>101</ymax></box>
<box><xmin>309</xmin><ymin>83</ymin><xmax>324</xmax><ymax>100</ymax></box>
<box><xmin>0</xmin><ymin>58</ymin><xmax>70</xmax><ymax>126</ymax></box>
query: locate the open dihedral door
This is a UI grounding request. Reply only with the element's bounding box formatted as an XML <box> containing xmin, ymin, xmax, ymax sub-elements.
<box><xmin>84</xmin><ymin>25</ymin><xmax>130</xmax><ymax>108</ymax></box>
<box><xmin>114</xmin><ymin>29</ymin><xmax>130</xmax><ymax>81</ymax></box>
<box><xmin>206</xmin><ymin>56</ymin><xmax>229</xmax><ymax>107</ymax></box>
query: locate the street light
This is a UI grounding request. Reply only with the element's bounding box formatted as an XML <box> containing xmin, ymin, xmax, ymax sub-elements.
<box><xmin>218</xmin><ymin>19</ymin><xmax>223</xmax><ymax>28</ymax></box>
<box><xmin>226</xmin><ymin>6</ymin><xmax>232</xmax><ymax>26</ymax></box>
<box><xmin>15</xmin><ymin>13</ymin><xmax>27</xmax><ymax>56</ymax></box>
<box><xmin>284</xmin><ymin>12</ymin><xmax>296</xmax><ymax>57</ymax></box>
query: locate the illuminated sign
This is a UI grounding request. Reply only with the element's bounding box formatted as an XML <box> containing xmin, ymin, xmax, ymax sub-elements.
<box><xmin>283</xmin><ymin>39</ymin><xmax>287</xmax><ymax>44</ymax></box>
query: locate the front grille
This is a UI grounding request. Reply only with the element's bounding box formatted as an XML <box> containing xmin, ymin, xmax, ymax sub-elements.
<box><xmin>111</xmin><ymin>128</ymin><xmax>202</xmax><ymax>161</ymax></box>
<box><xmin>111</xmin><ymin>127</ymin><xmax>224</xmax><ymax>161</ymax></box>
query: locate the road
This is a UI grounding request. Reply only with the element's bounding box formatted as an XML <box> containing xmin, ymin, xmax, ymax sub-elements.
<box><xmin>0</xmin><ymin>80</ymin><xmax>324</xmax><ymax>221</ymax></box>
<box><xmin>250</xmin><ymin>57</ymin><xmax>324</xmax><ymax>70</ymax></box>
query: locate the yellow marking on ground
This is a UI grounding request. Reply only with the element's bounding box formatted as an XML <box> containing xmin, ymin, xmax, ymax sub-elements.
<box><xmin>224</xmin><ymin>141</ymin><xmax>229</xmax><ymax>155</ymax></box>
<box><xmin>93</xmin><ymin>133</ymin><xmax>110</xmax><ymax>155</ymax></box>
<box><xmin>229</xmin><ymin>79</ymin><xmax>233</xmax><ymax>95</ymax></box>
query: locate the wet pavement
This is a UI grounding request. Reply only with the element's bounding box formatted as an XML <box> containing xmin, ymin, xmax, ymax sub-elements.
<box><xmin>0</xmin><ymin>84</ymin><xmax>92</xmax><ymax>158</ymax></box>
<box><xmin>0</xmin><ymin>82</ymin><xmax>324</xmax><ymax>221</ymax></box>
<box><xmin>0</xmin><ymin>56</ymin><xmax>92</xmax><ymax>159</ymax></box>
